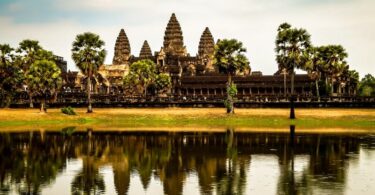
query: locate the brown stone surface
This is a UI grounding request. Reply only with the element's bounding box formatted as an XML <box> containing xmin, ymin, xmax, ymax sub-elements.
<box><xmin>198</xmin><ymin>27</ymin><xmax>215</xmax><ymax>57</ymax></box>
<box><xmin>113</xmin><ymin>29</ymin><xmax>131</xmax><ymax>65</ymax></box>
<box><xmin>139</xmin><ymin>40</ymin><xmax>152</xmax><ymax>58</ymax></box>
<box><xmin>163</xmin><ymin>13</ymin><xmax>186</xmax><ymax>56</ymax></box>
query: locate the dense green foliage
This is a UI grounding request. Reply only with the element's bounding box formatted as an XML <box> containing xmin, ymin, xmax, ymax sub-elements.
<box><xmin>154</xmin><ymin>73</ymin><xmax>172</xmax><ymax>94</ymax></box>
<box><xmin>358</xmin><ymin>74</ymin><xmax>375</xmax><ymax>96</ymax></box>
<box><xmin>26</xmin><ymin>60</ymin><xmax>62</xmax><ymax>112</ymax></box>
<box><xmin>123</xmin><ymin>59</ymin><xmax>171</xmax><ymax>96</ymax></box>
<box><xmin>214</xmin><ymin>39</ymin><xmax>250</xmax><ymax>113</ymax></box>
<box><xmin>71</xmin><ymin>32</ymin><xmax>106</xmax><ymax>113</ymax></box>
<box><xmin>61</xmin><ymin>106</ymin><xmax>76</xmax><ymax>115</ymax></box>
<box><xmin>0</xmin><ymin>44</ymin><xmax>24</xmax><ymax>107</ymax></box>
<box><xmin>1</xmin><ymin>40</ymin><xmax>59</xmax><ymax>108</ymax></box>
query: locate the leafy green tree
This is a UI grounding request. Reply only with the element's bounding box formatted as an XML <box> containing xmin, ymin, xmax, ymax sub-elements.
<box><xmin>155</xmin><ymin>73</ymin><xmax>172</xmax><ymax>95</ymax></box>
<box><xmin>358</xmin><ymin>74</ymin><xmax>375</xmax><ymax>96</ymax></box>
<box><xmin>275</xmin><ymin>23</ymin><xmax>311</xmax><ymax>118</ymax></box>
<box><xmin>123</xmin><ymin>73</ymin><xmax>140</xmax><ymax>95</ymax></box>
<box><xmin>26</xmin><ymin>60</ymin><xmax>62</xmax><ymax>112</ymax></box>
<box><xmin>17</xmin><ymin>40</ymin><xmax>44</xmax><ymax>107</ymax></box>
<box><xmin>314</xmin><ymin>45</ymin><xmax>348</xmax><ymax>95</ymax></box>
<box><xmin>71</xmin><ymin>32</ymin><xmax>106</xmax><ymax>113</ymax></box>
<box><xmin>213</xmin><ymin>39</ymin><xmax>250</xmax><ymax>114</ymax></box>
<box><xmin>0</xmin><ymin>44</ymin><xmax>24</xmax><ymax>107</ymax></box>
<box><xmin>123</xmin><ymin>59</ymin><xmax>172</xmax><ymax>97</ymax></box>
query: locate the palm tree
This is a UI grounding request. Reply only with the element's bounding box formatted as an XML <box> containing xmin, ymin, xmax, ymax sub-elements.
<box><xmin>213</xmin><ymin>39</ymin><xmax>250</xmax><ymax>114</ymax></box>
<box><xmin>346</xmin><ymin>70</ymin><xmax>359</xmax><ymax>95</ymax></box>
<box><xmin>26</xmin><ymin>60</ymin><xmax>62</xmax><ymax>112</ymax></box>
<box><xmin>71</xmin><ymin>32</ymin><xmax>106</xmax><ymax>113</ymax></box>
<box><xmin>315</xmin><ymin>45</ymin><xmax>348</xmax><ymax>96</ymax></box>
<box><xmin>17</xmin><ymin>40</ymin><xmax>43</xmax><ymax>108</ymax></box>
<box><xmin>305</xmin><ymin>47</ymin><xmax>322</xmax><ymax>100</ymax></box>
<box><xmin>275</xmin><ymin>23</ymin><xmax>311</xmax><ymax>118</ymax></box>
<box><xmin>17</xmin><ymin>40</ymin><xmax>42</xmax><ymax>71</ymax></box>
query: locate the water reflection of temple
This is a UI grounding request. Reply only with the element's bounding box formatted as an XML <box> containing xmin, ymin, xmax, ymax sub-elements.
<box><xmin>0</xmin><ymin>131</ymin><xmax>372</xmax><ymax>195</ymax></box>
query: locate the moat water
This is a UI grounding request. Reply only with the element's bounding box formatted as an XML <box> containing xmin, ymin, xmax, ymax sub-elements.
<box><xmin>1</xmin><ymin>128</ymin><xmax>375</xmax><ymax>195</ymax></box>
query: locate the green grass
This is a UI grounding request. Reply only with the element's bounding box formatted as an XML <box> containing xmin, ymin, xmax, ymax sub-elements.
<box><xmin>0</xmin><ymin>108</ymin><xmax>374</xmax><ymax>131</ymax></box>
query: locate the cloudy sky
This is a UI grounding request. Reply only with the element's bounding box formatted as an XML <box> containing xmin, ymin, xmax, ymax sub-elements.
<box><xmin>1</xmin><ymin>0</ymin><xmax>374</xmax><ymax>77</ymax></box>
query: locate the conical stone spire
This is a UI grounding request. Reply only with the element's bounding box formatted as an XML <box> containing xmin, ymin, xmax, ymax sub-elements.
<box><xmin>112</xmin><ymin>29</ymin><xmax>131</xmax><ymax>65</ymax></box>
<box><xmin>198</xmin><ymin>27</ymin><xmax>215</xmax><ymax>57</ymax></box>
<box><xmin>139</xmin><ymin>40</ymin><xmax>152</xmax><ymax>58</ymax></box>
<box><xmin>163</xmin><ymin>13</ymin><xmax>185</xmax><ymax>56</ymax></box>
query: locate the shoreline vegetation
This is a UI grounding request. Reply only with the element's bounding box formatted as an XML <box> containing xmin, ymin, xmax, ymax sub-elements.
<box><xmin>0</xmin><ymin>108</ymin><xmax>374</xmax><ymax>132</ymax></box>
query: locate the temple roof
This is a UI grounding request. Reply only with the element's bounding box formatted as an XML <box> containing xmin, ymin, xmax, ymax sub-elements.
<box><xmin>113</xmin><ymin>28</ymin><xmax>131</xmax><ymax>65</ymax></box>
<box><xmin>139</xmin><ymin>40</ymin><xmax>152</xmax><ymax>58</ymax></box>
<box><xmin>163</xmin><ymin>13</ymin><xmax>185</xmax><ymax>56</ymax></box>
<box><xmin>198</xmin><ymin>27</ymin><xmax>215</xmax><ymax>57</ymax></box>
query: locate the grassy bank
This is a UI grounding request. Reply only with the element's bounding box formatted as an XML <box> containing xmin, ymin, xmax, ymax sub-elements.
<box><xmin>0</xmin><ymin>108</ymin><xmax>374</xmax><ymax>132</ymax></box>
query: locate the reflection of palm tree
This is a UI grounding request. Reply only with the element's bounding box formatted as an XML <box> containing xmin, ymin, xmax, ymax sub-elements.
<box><xmin>212</xmin><ymin>130</ymin><xmax>248</xmax><ymax>195</ymax></box>
<box><xmin>71</xmin><ymin>132</ymin><xmax>105</xmax><ymax>195</ymax></box>
<box><xmin>277</xmin><ymin>131</ymin><xmax>297</xmax><ymax>195</ymax></box>
<box><xmin>71</xmin><ymin>157</ymin><xmax>105</xmax><ymax>195</ymax></box>
<box><xmin>137</xmin><ymin>154</ymin><xmax>152</xmax><ymax>190</ymax></box>
<box><xmin>113</xmin><ymin>160</ymin><xmax>130</xmax><ymax>195</ymax></box>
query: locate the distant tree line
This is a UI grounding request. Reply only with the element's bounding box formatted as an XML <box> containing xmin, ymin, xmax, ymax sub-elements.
<box><xmin>275</xmin><ymin>22</ymin><xmax>364</xmax><ymax>99</ymax></box>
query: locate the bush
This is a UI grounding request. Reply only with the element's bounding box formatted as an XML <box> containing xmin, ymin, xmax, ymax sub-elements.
<box><xmin>61</xmin><ymin>106</ymin><xmax>76</xmax><ymax>115</ymax></box>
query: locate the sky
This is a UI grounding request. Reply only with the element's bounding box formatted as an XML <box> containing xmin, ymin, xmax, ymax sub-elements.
<box><xmin>1</xmin><ymin>0</ymin><xmax>374</xmax><ymax>78</ymax></box>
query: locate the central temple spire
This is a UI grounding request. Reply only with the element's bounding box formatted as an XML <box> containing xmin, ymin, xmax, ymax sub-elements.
<box><xmin>113</xmin><ymin>29</ymin><xmax>131</xmax><ymax>65</ymax></box>
<box><xmin>163</xmin><ymin>13</ymin><xmax>186</xmax><ymax>56</ymax></box>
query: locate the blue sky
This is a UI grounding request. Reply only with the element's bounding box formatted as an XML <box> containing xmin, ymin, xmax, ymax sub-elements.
<box><xmin>1</xmin><ymin>0</ymin><xmax>374</xmax><ymax>77</ymax></box>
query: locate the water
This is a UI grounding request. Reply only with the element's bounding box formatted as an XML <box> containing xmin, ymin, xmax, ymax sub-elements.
<box><xmin>1</xmin><ymin>129</ymin><xmax>375</xmax><ymax>195</ymax></box>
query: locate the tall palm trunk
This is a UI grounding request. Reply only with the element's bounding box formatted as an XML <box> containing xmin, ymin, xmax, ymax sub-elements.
<box><xmin>87</xmin><ymin>70</ymin><xmax>93</xmax><ymax>113</ymax></box>
<box><xmin>284</xmin><ymin>70</ymin><xmax>287</xmax><ymax>97</ymax></box>
<box><xmin>29</xmin><ymin>92</ymin><xmax>33</xmax><ymax>108</ymax></box>
<box><xmin>290</xmin><ymin>69</ymin><xmax>295</xmax><ymax>119</ymax></box>
<box><xmin>291</xmin><ymin>71</ymin><xmax>294</xmax><ymax>95</ymax></box>
<box><xmin>325</xmin><ymin>77</ymin><xmax>329</xmax><ymax>96</ymax></box>
<box><xmin>315</xmin><ymin>80</ymin><xmax>320</xmax><ymax>102</ymax></box>
<box><xmin>40</xmin><ymin>99</ymin><xmax>45</xmax><ymax>113</ymax></box>
<box><xmin>227</xmin><ymin>74</ymin><xmax>234</xmax><ymax>114</ymax></box>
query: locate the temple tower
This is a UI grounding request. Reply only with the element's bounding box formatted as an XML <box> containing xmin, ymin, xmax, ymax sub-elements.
<box><xmin>163</xmin><ymin>13</ymin><xmax>186</xmax><ymax>56</ymax></box>
<box><xmin>139</xmin><ymin>40</ymin><xmax>152</xmax><ymax>58</ymax></box>
<box><xmin>198</xmin><ymin>27</ymin><xmax>215</xmax><ymax>57</ymax></box>
<box><xmin>113</xmin><ymin>29</ymin><xmax>131</xmax><ymax>65</ymax></box>
<box><xmin>198</xmin><ymin>27</ymin><xmax>216</xmax><ymax>72</ymax></box>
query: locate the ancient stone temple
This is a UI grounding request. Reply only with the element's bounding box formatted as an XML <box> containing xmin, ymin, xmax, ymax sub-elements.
<box><xmin>112</xmin><ymin>29</ymin><xmax>131</xmax><ymax>65</ymax></box>
<box><xmin>65</xmin><ymin>13</ymin><xmax>319</xmax><ymax>98</ymax></box>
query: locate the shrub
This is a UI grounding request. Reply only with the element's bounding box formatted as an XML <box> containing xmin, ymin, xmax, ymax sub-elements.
<box><xmin>61</xmin><ymin>106</ymin><xmax>76</xmax><ymax>115</ymax></box>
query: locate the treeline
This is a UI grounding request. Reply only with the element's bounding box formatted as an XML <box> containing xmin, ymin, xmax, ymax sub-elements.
<box><xmin>0</xmin><ymin>40</ymin><xmax>62</xmax><ymax>109</ymax></box>
<box><xmin>275</xmin><ymin>23</ymin><xmax>359</xmax><ymax>98</ymax></box>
